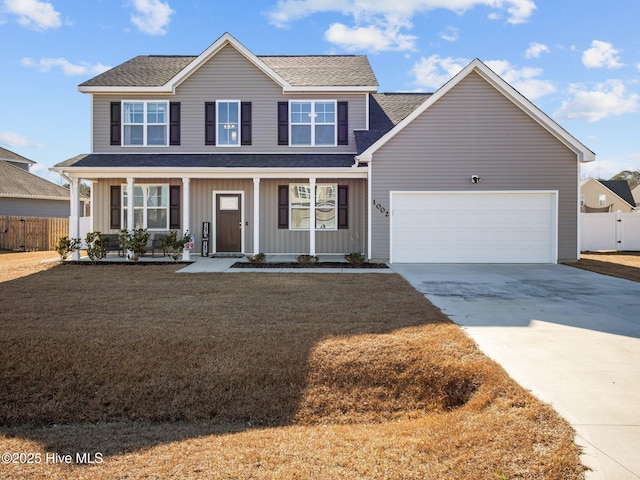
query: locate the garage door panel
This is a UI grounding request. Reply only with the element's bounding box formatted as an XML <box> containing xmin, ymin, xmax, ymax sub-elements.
<box><xmin>391</xmin><ymin>192</ymin><xmax>557</xmax><ymax>263</ymax></box>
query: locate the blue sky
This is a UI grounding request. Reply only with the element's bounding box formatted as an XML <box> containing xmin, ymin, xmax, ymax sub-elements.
<box><xmin>1</xmin><ymin>0</ymin><xmax>639</xmax><ymax>184</ymax></box>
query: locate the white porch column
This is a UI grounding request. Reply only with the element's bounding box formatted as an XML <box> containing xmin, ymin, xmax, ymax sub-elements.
<box><xmin>253</xmin><ymin>177</ymin><xmax>260</xmax><ymax>254</ymax></box>
<box><xmin>70</xmin><ymin>176</ymin><xmax>81</xmax><ymax>260</ymax></box>
<box><xmin>182</xmin><ymin>177</ymin><xmax>191</xmax><ymax>261</ymax></box>
<box><xmin>309</xmin><ymin>177</ymin><xmax>316</xmax><ymax>256</ymax></box>
<box><xmin>126</xmin><ymin>177</ymin><xmax>134</xmax><ymax>258</ymax></box>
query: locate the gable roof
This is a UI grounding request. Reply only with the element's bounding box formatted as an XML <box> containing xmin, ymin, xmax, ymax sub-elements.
<box><xmin>0</xmin><ymin>161</ymin><xmax>71</xmax><ymax>200</ymax></box>
<box><xmin>600</xmin><ymin>180</ymin><xmax>636</xmax><ymax>207</ymax></box>
<box><xmin>0</xmin><ymin>146</ymin><xmax>35</xmax><ymax>167</ymax></box>
<box><xmin>79</xmin><ymin>32</ymin><xmax>377</xmax><ymax>93</ymax></box>
<box><xmin>356</xmin><ymin>59</ymin><xmax>596</xmax><ymax>163</ymax></box>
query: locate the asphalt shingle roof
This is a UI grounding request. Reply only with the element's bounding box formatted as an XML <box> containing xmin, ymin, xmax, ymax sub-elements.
<box><xmin>80</xmin><ymin>54</ymin><xmax>377</xmax><ymax>88</ymax></box>
<box><xmin>355</xmin><ymin>92</ymin><xmax>432</xmax><ymax>153</ymax></box>
<box><xmin>0</xmin><ymin>161</ymin><xmax>71</xmax><ymax>199</ymax></box>
<box><xmin>601</xmin><ymin>180</ymin><xmax>637</xmax><ymax>207</ymax></box>
<box><xmin>0</xmin><ymin>146</ymin><xmax>34</xmax><ymax>165</ymax></box>
<box><xmin>56</xmin><ymin>153</ymin><xmax>357</xmax><ymax>169</ymax></box>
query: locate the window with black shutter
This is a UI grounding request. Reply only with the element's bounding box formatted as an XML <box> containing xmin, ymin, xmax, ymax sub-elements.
<box><xmin>110</xmin><ymin>102</ymin><xmax>121</xmax><ymax>145</ymax></box>
<box><xmin>338</xmin><ymin>185</ymin><xmax>348</xmax><ymax>229</ymax></box>
<box><xmin>110</xmin><ymin>185</ymin><xmax>121</xmax><ymax>229</ymax></box>
<box><xmin>169</xmin><ymin>102</ymin><xmax>180</xmax><ymax>146</ymax></box>
<box><xmin>277</xmin><ymin>185</ymin><xmax>288</xmax><ymax>228</ymax></box>
<box><xmin>277</xmin><ymin>102</ymin><xmax>288</xmax><ymax>145</ymax></box>
<box><xmin>241</xmin><ymin>102</ymin><xmax>252</xmax><ymax>145</ymax></box>
<box><xmin>205</xmin><ymin>102</ymin><xmax>216</xmax><ymax>145</ymax></box>
<box><xmin>337</xmin><ymin>101</ymin><xmax>348</xmax><ymax>145</ymax></box>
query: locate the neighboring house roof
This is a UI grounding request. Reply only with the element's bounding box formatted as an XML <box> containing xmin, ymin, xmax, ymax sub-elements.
<box><xmin>356</xmin><ymin>59</ymin><xmax>596</xmax><ymax>163</ymax></box>
<box><xmin>57</xmin><ymin>153</ymin><xmax>357</xmax><ymax>169</ymax></box>
<box><xmin>599</xmin><ymin>180</ymin><xmax>636</xmax><ymax>207</ymax></box>
<box><xmin>355</xmin><ymin>93</ymin><xmax>433</xmax><ymax>153</ymax></box>
<box><xmin>0</xmin><ymin>146</ymin><xmax>35</xmax><ymax>167</ymax></box>
<box><xmin>632</xmin><ymin>185</ymin><xmax>640</xmax><ymax>206</ymax></box>
<box><xmin>0</xmin><ymin>160</ymin><xmax>71</xmax><ymax>200</ymax></box>
<box><xmin>79</xmin><ymin>32</ymin><xmax>378</xmax><ymax>93</ymax></box>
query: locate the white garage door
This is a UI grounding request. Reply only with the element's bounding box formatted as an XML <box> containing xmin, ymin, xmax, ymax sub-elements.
<box><xmin>390</xmin><ymin>191</ymin><xmax>557</xmax><ymax>263</ymax></box>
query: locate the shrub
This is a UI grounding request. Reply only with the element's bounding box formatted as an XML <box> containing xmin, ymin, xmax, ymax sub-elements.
<box><xmin>344</xmin><ymin>252</ymin><xmax>366</xmax><ymax>266</ymax></box>
<box><xmin>296</xmin><ymin>254</ymin><xmax>319</xmax><ymax>265</ymax></box>
<box><xmin>85</xmin><ymin>232</ymin><xmax>110</xmax><ymax>263</ymax></box>
<box><xmin>119</xmin><ymin>228</ymin><xmax>150</xmax><ymax>263</ymax></box>
<box><xmin>160</xmin><ymin>230</ymin><xmax>191</xmax><ymax>262</ymax></box>
<box><xmin>246</xmin><ymin>252</ymin><xmax>266</xmax><ymax>264</ymax></box>
<box><xmin>54</xmin><ymin>236</ymin><xmax>81</xmax><ymax>261</ymax></box>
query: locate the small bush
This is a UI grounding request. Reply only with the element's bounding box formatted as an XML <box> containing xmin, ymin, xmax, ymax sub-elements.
<box><xmin>344</xmin><ymin>252</ymin><xmax>365</xmax><ymax>266</ymax></box>
<box><xmin>85</xmin><ymin>232</ymin><xmax>110</xmax><ymax>263</ymax></box>
<box><xmin>160</xmin><ymin>230</ymin><xmax>191</xmax><ymax>262</ymax></box>
<box><xmin>246</xmin><ymin>252</ymin><xmax>266</xmax><ymax>264</ymax></box>
<box><xmin>296</xmin><ymin>254</ymin><xmax>319</xmax><ymax>265</ymax></box>
<box><xmin>119</xmin><ymin>228</ymin><xmax>150</xmax><ymax>263</ymax></box>
<box><xmin>54</xmin><ymin>236</ymin><xmax>81</xmax><ymax>261</ymax></box>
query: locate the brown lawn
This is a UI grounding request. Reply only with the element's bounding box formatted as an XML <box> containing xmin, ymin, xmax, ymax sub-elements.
<box><xmin>571</xmin><ymin>251</ymin><xmax>640</xmax><ymax>282</ymax></box>
<box><xmin>0</xmin><ymin>253</ymin><xmax>585</xmax><ymax>479</ymax></box>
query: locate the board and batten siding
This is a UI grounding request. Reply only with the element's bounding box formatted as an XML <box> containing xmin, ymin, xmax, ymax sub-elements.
<box><xmin>370</xmin><ymin>71</ymin><xmax>579</xmax><ymax>262</ymax></box>
<box><xmin>92</xmin><ymin>45</ymin><xmax>367</xmax><ymax>154</ymax></box>
<box><xmin>93</xmin><ymin>177</ymin><xmax>366</xmax><ymax>255</ymax></box>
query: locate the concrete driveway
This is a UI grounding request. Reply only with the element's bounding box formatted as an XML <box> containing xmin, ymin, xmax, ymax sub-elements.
<box><xmin>391</xmin><ymin>263</ymin><xmax>640</xmax><ymax>480</ymax></box>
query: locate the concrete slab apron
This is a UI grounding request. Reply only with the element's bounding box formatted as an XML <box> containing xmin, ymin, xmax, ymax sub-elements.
<box><xmin>391</xmin><ymin>263</ymin><xmax>640</xmax><ymax>480</ymax></box>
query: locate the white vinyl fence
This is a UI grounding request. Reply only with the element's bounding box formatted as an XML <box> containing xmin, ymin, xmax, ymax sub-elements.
<box><xmin>580</xmin><ymin>212</ymin><xmax>640</xmax><ymax>251</ymax></box>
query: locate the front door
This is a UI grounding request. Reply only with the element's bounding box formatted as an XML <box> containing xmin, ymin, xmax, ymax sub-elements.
<box><xmin>215</xmin><ymin>193</ymin><xmax>242</xmax><ymax>252</ymax></box>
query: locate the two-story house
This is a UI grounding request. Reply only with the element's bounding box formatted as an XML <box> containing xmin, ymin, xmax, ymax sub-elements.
<box><xmin>54</xmin><ymin>32</ymin><xmax>595</xmax><ymax>263</ymax></box>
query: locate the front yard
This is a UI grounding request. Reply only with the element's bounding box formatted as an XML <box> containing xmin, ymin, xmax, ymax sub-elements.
<box><xmin>0</xmin><ymin>253</ymin><xmax>584</xmax><ymax>479</ymax></box>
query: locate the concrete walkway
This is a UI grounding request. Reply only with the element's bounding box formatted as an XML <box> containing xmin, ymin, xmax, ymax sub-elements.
<box><xmin>391</xmin><ymin>263</ymin><xmax>640</xmax><ymax>480</ymax></box>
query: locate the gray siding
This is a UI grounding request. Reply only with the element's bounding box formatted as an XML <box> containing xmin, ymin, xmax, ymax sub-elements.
<box><xmin>93</xmin><ymin>177</ymin><xmax>366</xmax><ymax>255</ymax></box>
<box><xmin>92</xmin><ymin>45</ymin><xmax>367</xmax><ymax>156</ymax></box>
<box><xmin>370</xmin><ymin>71</ymin><xmax>579</xmax><ymax>262</ymax></box>
<box><xmin>0</xmin><ymin>198</ymin><xmax>70</xmax><ymax>218</ymax></box>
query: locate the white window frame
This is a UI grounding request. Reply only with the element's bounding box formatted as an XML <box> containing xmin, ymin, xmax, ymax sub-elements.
<box><xmin>121</xmin><ymin>183</ymin><xmax>170</xmax><ymax>230</ymax></box>
<box><xmin>289</xmin><ymin>100</ymin><xmax>337</xmax><ymax>147</ymax></box>
<box><xmin>217</xmin><ymin>100</ymin><xmax>241</xmax><ymax>147</ymax></box>
<box><xmin>122</xmin><ymin>101</ymin><xmax>169</xmax><ymax>147</ymax></box>
<box><xmin>599</xmin><ymin>194</ymin><xmax>606</xmax><ymax>206</ymax></box>
<box><xmin>289</xmin><ymin>183</ymin><xmax>338</xmax><ymax>231</ymax></box>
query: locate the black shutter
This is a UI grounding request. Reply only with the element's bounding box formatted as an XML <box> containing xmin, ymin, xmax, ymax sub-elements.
<box><xmin>338</xmin><ymin>185</ymin><xmax>348</xmax><ymax>229</ymax></box>
<box><xmin>110</xmin><ymin>102</ymin><xmax>121</xmax><ymax>145</ymax></box>
<box><xmin>241</xmin><ymin>102</ymin><xmax>252</xmax><ymax>145</ymax></box>
<box><xmin>110</xmin><ymin>185</ymin><xmax>121</xmax><ymax>229</ymax></box>
<box><xmin>278</xmin><ymin>185</ymin><xmax>289</xmax><ymax>229</ymax></box>
<box><xmin>337</xmin><ymin>101</ymin><xmax>348</xmax><ymax>145</ymax></box>
<box><xmin>277</xmin><ymin>102</ymin><xmax>288</xmax><ymax>145</ymax></box>
<box><xmin>170</xmin><ymin>102</ymin><xmax>180</xmax><ymax>145</ymax></box>
<box><xmin>205</xmin><ymin>102</ymin><xmax>216</xmax><ymax>145</ymax></box>
<box><xmin>170</xmin><ymin>185</ymin><xmax>181</xmax><ymax>229</ymax></box>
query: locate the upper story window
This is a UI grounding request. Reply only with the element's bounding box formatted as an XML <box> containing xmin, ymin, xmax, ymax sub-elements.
<box><xmin>217</xmin><ymin>101</ymin><xmax>240</xmax><ymax>146</ymax></box>
<box><xmin>290</xmin><ymin>101</ymin><xmax>336</xmax><ymax>146</ymax></box>
<box><xmin>599</xmin><ymin>194</ymin><xmax>606</xmax><ymax>206</ymax></box>
<box><xmin>122</xmin><ymin>101</ymin><xmax>168</xmax><ymax>146</ymax></box>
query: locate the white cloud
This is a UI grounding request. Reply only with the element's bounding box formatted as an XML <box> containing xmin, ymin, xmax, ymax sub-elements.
<box><xmin>525</xmin><ymin>42</ymin><xmax>549</xmax><ymax>58</ymax></box>
<box><xmin>0</xmin><ymin>131</ymin><xmax>40</xmax><ymax>148</ymax></box>
<box><xmin>325</xmin><ymin>22</ymin><xmax>417</xmax><ymax>52</ymax></box>
<box><xmin>21</xmin><ymin>57</ymin><xmax>110</xmax><ymax>76</ymax></box>
<box><xmin>439</xmin><ymin>26</ymin><xmax>459</xmax><ymax>42</ymax></box>
<box><xmin>554</xmin><ymin>80</ymin><xmax>639</xmax><ymax>122</ymax></box>
<box><xmin>411</xmin><ymin>55</ymin><xmax>468</xmax><ymax>89</ymax></box>
<box><xmin>485</xmin><ymin>60</ymin><xmax>555</xmax><ymax>99</ymax></box>
<box><xmin>3</xmin><ymin>0</ymin><xmax>61</xmax><ymax>30</ymax></box>
<box><xmin>582</xmin><ymin>40</ymin><xmax>623</xmax><ymax>69</ymax></box>
<box><xmin>130</xmin><ymin>0</ymin><xmax>174</xmax><ymax>36</ymax></box>
<box><xmin>267</xmin><ymin>0</ymin><xmax>536</xmax><ymax>52</ymax></box>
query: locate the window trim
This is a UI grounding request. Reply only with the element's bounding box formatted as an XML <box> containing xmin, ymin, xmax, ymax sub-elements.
<box><xmin>289</xmin><ymin>100</ymin><xmax>337</xmax><ymax>147</ymax></box>
<box><xmin>598</xmin><ymin>194</ymin><xmax>606</xmax><ymax>207</ymax></box>
<box><xmin>216</xmin><ymin>100</ymin><xmax>241</xmax><ymax>147</ymax></box>
<box><xmin>121</xmin><ymin>100</ymin><xmax>169</xmax><ymax>147</ymax></box>
<box><xmin>289</xmin><ymin>183</ymin><xmax>338</xmax><ymax>231</ymax></box>
<box><xmin>121</xmin><ymin>183</ymin><xmax>170</xmax><ymax>231</ymax></box>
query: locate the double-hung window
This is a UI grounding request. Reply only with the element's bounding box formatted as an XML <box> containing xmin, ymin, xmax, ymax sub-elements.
<box><xmin>599</xmin><ymin>194</ymin><xmax>606</xmax><ymax>206</ymax></box>
<box><xmin>123</xmin><ymin>101</ymin><xmax>168</xmax><ymax>146</ymax></box>
<box><xmin>122</xmin><ymin>184</ymin><xmax>169</xmax><ymax>230</ymax></box>
<box><xmin>217</xmin><ymin>101</ymin><xmax>240</xmax><ymax>146</ymax></box>
<box><xmin>289</xmin><ymin>183</ymin><xmax>337</xmax><ymax>230</ymax></box>
<box><xmin>290</xmin><ymin>101</ymin><xmax>336</xmax><ymax>146</ymax></box>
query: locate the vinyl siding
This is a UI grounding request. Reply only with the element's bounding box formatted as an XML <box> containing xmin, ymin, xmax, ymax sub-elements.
<box><xmin>0</xmin><ymin>198</ymin><xmax>70</xmax><ymax>218</ymax></box>
<box><xmin>92</xmin><ymin>177</ymin><xmax>366</xmax><ymax>255</ymax></box>
<box><xmin>580</xmin><ymin>179</ymin><xmax>635</xmax><ymax>213</ymax></box>
<box><xmin>370</xmin><ymin>71</ymin><xmax>579</xmax><ymax>262</ymax></box>
<box><xmin>92</xmin><ymin>45</ymin><xmax>367</xmax><ymax>156</ymax></box>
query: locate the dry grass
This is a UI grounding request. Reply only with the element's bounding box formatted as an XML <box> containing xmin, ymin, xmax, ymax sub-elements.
<box><xmin>0</xmin><ymin>250</ymin><xmax>59</xmax><ymax>282</ymax></box>
<box><xmin>571</xmin><ymin>251</ymin><xmax>640</xmax><ymax>282</ymax></box>
<box><xmin>0</xmin><ymin>258</ymin><xmax>584</xmax><ymax>479</ymax></box>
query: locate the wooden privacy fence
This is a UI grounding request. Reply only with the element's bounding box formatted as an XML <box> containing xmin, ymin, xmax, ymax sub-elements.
<box><xmin>580</xmin><ymin>212</ymin><xmax>640</xmax><ymax>251</ymax></box>
<box><xmin>0</xmin><ymin>216</ymin><xmax>68</xmax><ymax>251</ymax></box>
